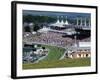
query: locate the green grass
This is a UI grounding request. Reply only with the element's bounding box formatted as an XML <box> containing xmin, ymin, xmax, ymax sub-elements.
<box><xmin>23</xmin><ymin>44</ymin><xmax>90</xmax><ymax>69</ymax></box>
<box><xmin>23</xmin><ymin>58</ymin><xmax>91</xmax><ymax>69</ymax></box>
<box><xmin>41</xmin><ymin>45</ymin><xmax>65</xmax><ymax>61</ymax></box>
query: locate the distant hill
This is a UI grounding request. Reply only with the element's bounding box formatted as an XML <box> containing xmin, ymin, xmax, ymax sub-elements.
<box><xmin>23</xmin><ymin>10</ymin><xmax>90</xmax><ymax>19</ymax></box>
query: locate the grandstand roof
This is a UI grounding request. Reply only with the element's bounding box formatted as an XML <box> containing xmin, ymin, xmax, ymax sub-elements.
<box><xmin>38</xmin><ymin>26</ymin><xmax>50</xmax><ymax>33</ymax></box>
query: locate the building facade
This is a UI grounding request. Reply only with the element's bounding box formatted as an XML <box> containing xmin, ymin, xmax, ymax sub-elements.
<box><xmin>67</xmin><ymin>42</ymin><xmax>91</xmax><ymax>58</ymax></box>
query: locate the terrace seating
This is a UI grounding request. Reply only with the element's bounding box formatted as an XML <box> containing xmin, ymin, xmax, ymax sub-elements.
<box><xmin>23</xmin><ymin>31</ymin><xmax>90</xmax><ymax>48</ymax></box>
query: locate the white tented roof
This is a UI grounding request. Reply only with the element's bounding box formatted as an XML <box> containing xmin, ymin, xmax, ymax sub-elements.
<box><xmin>64</xmin><ymin>20</ymin><xmax>69</xmax><ymax>25</ymax></box>
<box><xmin>64</xmin><ymin>16</ymin><xmax>69</xmax><ymax>25</ymax></box>
<box><xmin>38</xmin><ymin>26</ymin><xmax>50</xmax><ymax>33</ymax></box>
<box><xmin>50</xmin><ymin>21</ymin><xmax>69</xmax><ymax>27</ymax></box>
<box><xmin>50</xmin><ymin>19</ymin><xmax>65</xmax><ymax>27</ymax></box>
<box><xmin>50</xmin><ymin>23</ymin><xmax>64</xmax><ymax>27</ymax></box>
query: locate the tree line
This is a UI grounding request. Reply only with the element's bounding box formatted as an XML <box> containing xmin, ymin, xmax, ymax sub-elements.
<box><xmin>23</xmin><ymin>15</ymin><xmax>57</xmax><ymax>24</ymax></box>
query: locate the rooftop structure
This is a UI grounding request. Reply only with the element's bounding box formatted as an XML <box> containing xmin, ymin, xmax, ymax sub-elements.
<box><xmin>50</xmin><ymin>16</ymin><xmax>69</xmax><ymax>28</ymax></box>
<box><xmin>38</xmin><ymin>26</ymin><xmax>50</xmax><ymax>33</ymax></box>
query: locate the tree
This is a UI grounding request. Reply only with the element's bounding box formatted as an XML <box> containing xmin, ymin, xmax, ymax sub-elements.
<box><xmin>23</xmin><ymin>15</ymin><xmax>57</xmax><ymax>24</ymax></box>
<box><xmin>33</xmin><ymin>24</ymin><xmax>40</xmax><ymax>32</ymax></box>
<box><xmin>24</xmin><ymin>26</ymin><xmax>31</xmax><ymax>32</ymax></box>
<box><xmin>23</xmin><ymin>15</ymin><xmax>35</xmax><ymax>23</ymax></box>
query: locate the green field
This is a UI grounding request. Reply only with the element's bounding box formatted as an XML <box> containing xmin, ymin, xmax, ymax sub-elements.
<box><xmin>23</xmin><ymin>44</ymin><xmax>90</xmax><ymax>69</ymax></box>
<box><xmin>23</xmin><ymin>58</ymin><xmax>91</xmax><ymax>69</ymax></box>
<box><xmin>41</xmin><ymin>45</ymin><xmax>65</xmax><ymax>61</ymax></box>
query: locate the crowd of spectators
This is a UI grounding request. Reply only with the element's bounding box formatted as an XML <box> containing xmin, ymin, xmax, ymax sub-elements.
<box><xmin>23</xmin><ymin>31</ymin><xmax>90</xmax><ymax>48</ymax></box>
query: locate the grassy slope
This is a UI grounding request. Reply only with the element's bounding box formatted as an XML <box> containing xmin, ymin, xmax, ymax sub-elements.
<box><xmin>23</xmin><ymin>58</ymin><xmax>91</xmax><ymax>69</ymax></box>
<box><xmin>41</xmin><ymin>45</ymin><xmax>65</xmax><ymax>61</ymax></box>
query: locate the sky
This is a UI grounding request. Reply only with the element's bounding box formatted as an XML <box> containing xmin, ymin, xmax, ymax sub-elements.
<box><xmin>23</xmin><ymin>10</ymin><xmax>91</xmax><ymax>19</ymax></box>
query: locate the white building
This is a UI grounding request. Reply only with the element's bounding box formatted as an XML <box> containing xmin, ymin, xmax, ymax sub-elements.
<box><xmin>67</xmin><ymin>42</ymin><xmax>91</xmax><ymax>58</ymax></box>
